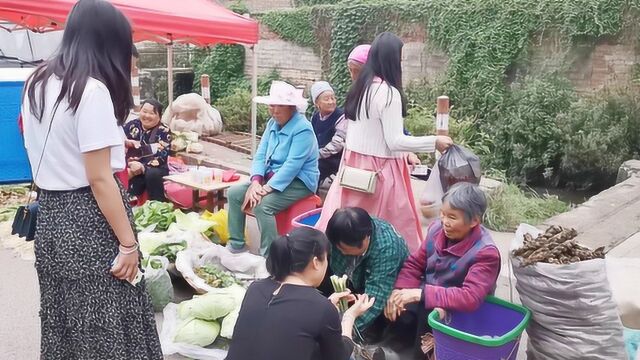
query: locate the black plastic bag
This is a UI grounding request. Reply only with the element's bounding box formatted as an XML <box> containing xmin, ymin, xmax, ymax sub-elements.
<box><xmin>438</xmin><ymin>145</ymin><xmax>481</xmax><ymax>192</ymax></box>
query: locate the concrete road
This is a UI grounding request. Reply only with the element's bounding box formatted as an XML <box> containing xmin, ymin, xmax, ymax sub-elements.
<box><xmin>0</xmin><ymin>228</ymin><xmax>525</xmax><ymax>360</ymax></box>
<box><xmin>0</xmin><ymin>248</ymin><xmax>40</xmax><ymax>360</ymax></box>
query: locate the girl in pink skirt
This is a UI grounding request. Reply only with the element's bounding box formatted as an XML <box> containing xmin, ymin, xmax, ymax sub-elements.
<box><xmin>317</xmin><ymin>33</ymin><xmax>453</xmax><ymax>252</ymax></box>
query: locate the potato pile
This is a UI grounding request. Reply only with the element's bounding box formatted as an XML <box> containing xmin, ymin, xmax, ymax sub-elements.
<box><xmin>513</xmin><ymin>225</ymin><xmax>605</xmax><ymax>266</ymax></box>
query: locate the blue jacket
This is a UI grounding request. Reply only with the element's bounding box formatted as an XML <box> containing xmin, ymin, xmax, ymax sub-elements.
<box><xmin>251</xmin><ymin>111</ymin><xmax>320</xmax><ymax>192</ymax></box>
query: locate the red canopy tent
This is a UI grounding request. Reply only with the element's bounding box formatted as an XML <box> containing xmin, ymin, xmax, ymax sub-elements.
<box><xmin>0</xmin><ymin>0</ymin><xmax>261</xmax><ymax>153</ymax></box>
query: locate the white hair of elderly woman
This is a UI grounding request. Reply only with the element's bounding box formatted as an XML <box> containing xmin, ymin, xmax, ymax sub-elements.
<box><xmin>161</xmin><ymin>93</ymin><xmax>223</xmax><ymax>136</ymax></box>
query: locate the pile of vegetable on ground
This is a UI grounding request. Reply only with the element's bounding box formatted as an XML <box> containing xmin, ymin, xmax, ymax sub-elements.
<box><xmin>134</xmin><ymin>201</ymin><xmax>176</xmax><ymax>232</ymax></box>
<box><xmin>512</xmin><ymin>225</ymin><xmax>605</xmax><ymax>266</ymax></box>
<box><xmin>195</xmin><ymin>265</ymin><xmax>242</xmax><ymax>288</ymax></box>
<box><xmin>172</xmin><ymin>286</ymin><xmax>246</xmax><ymax>346</ymax></box>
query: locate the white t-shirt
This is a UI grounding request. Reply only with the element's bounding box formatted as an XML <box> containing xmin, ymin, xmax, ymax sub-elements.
<box><xmin>345</xmin><ymin>81</ymin><xmax>436</xmax><ymax>158</ymax></box>
<box><xmin>22</xmin><ymin>76</ymin><xmax>125</xmax><ymax>191</ymax></box>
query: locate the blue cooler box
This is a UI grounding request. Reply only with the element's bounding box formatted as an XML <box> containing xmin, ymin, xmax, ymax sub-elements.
<box><xmin>0</xmin><ymin>68</ymin><xmax>34</xmax><ymax>184</ymax></box>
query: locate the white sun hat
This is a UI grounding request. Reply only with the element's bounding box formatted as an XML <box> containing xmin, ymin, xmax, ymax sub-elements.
<box><xmin>254</xmin><ymin>81</ymin><xmax>309</xmax><ymax>112</ymax></box>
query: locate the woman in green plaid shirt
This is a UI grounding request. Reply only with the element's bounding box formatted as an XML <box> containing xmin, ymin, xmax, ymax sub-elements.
<box><xmin>326</xmin><ymin>207</ymin><xmax>409</xmax><ymax>338</ymax></box>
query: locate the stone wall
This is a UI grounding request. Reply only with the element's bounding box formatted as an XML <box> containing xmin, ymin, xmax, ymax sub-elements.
<box><xmin>244</xmin><ymin>39</ymin><xmax>323</xmax><ymax>88</ymax></box>
<box><xmin>526</xmin><ymin>31</ymin><xmax>640</xmax><ymax>93</ymax></box>
<box><xmin>217</xmin><ymin>0</ymin><xmax>293</xmax><ymax>13</ymax></box>
<box><xmin>245</xmin><ymin>22</ymin><xmax>639</xmax><ymax>93</ymax></box>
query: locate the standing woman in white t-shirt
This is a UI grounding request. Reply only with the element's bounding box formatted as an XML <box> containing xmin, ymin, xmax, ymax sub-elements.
<box><xmin>21</xmin><ymin>1</ymin><xmax>162</xmax><ymax>358</ymax></box>
<box><xmin>317</xmin><ymin>32</ymin><xmax>453</xmax><ymax>252</ymax></box>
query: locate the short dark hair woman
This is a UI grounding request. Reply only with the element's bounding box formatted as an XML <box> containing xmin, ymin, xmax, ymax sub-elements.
<box><xmin>226</xmin><ymin>227</ymin><xmax>375</xmax><ymax>360</ymax></box>
<box><xmin>21</xmin><ymin>0</ymin><xmax>162</xmax><ymax>358</ymax></box>
<box><xmin>124</xmin><ymin>98</ymin><xmax>172</xmax><ymax>201</ymax></box>
<box><xmin>316</xmin><ymin>32</ymin><xmax>454</xmax><ymax>253</ymax></box>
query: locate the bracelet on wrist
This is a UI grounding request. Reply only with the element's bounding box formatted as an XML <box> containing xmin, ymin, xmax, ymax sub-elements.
<box><xmin>119</xmin><ymin>242</ymin><xmax>138</xmax><ymax>249</ymax></box>
<box><xmin>119</xmin><ymin>243</ymin><xmax>139</xmax><ymax>255</ymax></box>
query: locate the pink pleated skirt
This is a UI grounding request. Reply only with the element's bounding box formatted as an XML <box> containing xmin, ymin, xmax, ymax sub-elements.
<box><xmin>316</xmin><ymin>149</ymin><xmax>423</xmax><ymax>252</ymax></box>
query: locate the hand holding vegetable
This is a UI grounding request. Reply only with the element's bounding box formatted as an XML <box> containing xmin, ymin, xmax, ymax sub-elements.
<box><xmin>330</xmin><ymin>275</ymin><xmax>349</xmax><ymax>312</ymax></box>
<box><xmin>329</xmin><ymin>290</ymin><xmax>356</xmax><ymax>309</ymax></box>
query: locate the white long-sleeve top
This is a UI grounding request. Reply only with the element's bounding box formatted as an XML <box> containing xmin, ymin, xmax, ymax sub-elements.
<box><xmin>345</xmin><ymin>81</ymin><xmax>436</xmax><ymax>158</ymax></box>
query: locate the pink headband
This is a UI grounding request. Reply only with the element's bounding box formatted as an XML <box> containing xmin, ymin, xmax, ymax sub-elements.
<box><xmin>348</xmin><ymin>44</ymin><xmax>371</xmax><ymax>65</ymax></box>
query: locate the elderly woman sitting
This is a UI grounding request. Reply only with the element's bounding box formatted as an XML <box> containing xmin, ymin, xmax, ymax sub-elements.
<box><xmin>124</xmin><ymin>99</ymin><xmax>172</xmax><ymax>201</ymax></box>
<box><xmin>310</xmin><ymin>81</ymin><xmax>346</xmax><ymax>188</ymax></box>
<box><xmin>227</xmin><ymin>81</ymin><xmax>319</xmax><ymax>256</ymax></box>
<box><xmin>383</xmin><ymin>182</ymin><xmax>501</xmax><ymax>357</ymax></box>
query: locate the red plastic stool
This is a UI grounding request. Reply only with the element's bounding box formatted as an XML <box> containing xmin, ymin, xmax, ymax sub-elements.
<box><xmin>275</xmin><ymin>194</ymin><xmax>322</xmax><ymax>235</ymax></box>
<box><xmin>164</xmin><ymin>182</ymin><xmax>208</xmax><ymax>209</ymax></box>
<box><xmin>133</xmin><ymin>191</ymin><xmax>150</xmax><ymax>207</ymax></box>
<box><xmin>116</xmin><ymin>168</ymin><xmax>129</xmax><ymax>188</ymax></box>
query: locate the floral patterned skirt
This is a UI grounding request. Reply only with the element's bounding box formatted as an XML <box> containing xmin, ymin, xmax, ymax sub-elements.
<box><xmin>35</xmin><ymin>185</ymin><xmax>162</xmax><ymax>360</ymax></box>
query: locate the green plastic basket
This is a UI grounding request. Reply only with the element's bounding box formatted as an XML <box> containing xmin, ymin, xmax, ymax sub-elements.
<box><xmin>427</xmin><ymin>295</ymin><xmax>531</xmax><ymax>347</ymax></box>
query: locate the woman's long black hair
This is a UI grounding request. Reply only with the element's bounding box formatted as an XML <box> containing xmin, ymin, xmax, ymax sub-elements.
<box><xmin>344</xmin><ymin>32</ymin><xmax>407</xmax><ymax>121</ymax></box>
<box><xmin>24</xmin><ymin>0</ymin><xmax>134</xmax><ymax>125</ymax></box>
<box><xmin>266</xmin><ymin>227</ymin><xmax>331</xmax><ymax>282</ymax></box>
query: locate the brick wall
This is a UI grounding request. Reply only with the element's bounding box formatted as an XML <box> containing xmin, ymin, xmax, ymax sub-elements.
<box><xmin>401</xmin><ymin>42</ymin><xmax>449</xmax><ymax>86</ymax></box>
<box><xmin>247</xmin><ymin>29</ymin><xmax>638</xmax><ymax>94</ymax></box>
<box><xmin>244</xmin><ymin>39</ymin><xmax>323</xmax><ymax>89</ymax></box>
<box><xmin>527</xmin><ymin>31</ymin><xmax>639</xmax><ymax>93</ymax></box>
<box><xmin>243</xmin><ymin>30</ymin><xmax>450</xmax><ymax>90</ymax></box>
<box><xmin>217</xmin><ymin>0</ymin><xmax>293</xmax><ymax>13</ymax></box>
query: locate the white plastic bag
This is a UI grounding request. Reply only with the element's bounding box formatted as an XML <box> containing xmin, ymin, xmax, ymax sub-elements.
<box><xmin>176</xmin><ymin>246</ymin><xmax>269</xmax><ymax>293</ymax></box>
<box><xmin>144</xmin><ymin>256</ymin><xmax>174</xmax><ymax>312</ymax></box>
<box><xmin>160</xmin><ymin>303</ymin><xmax>228</xmax><ymax>360</ymax></box>
<box><xmin>419</xmin><ymin>165</ymin><xmax>444</xmax><ymax>218</ymax></box>
<box><xmin>511</xmin><ymin>224</ymin><xmax>626</xmax><ymax>360</ymax></box>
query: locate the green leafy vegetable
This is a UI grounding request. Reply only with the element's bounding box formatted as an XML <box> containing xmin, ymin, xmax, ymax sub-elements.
<box><xmin>133</xmin><ymin>201</ymin><xmax>176</xmax><ymax>232</ymax></box>
<box><xmin>141</xmin><ymin>258</ymin><xmax>164</xmax><ymax>270</ymax></box>
<box><xmin>194</xmin><ymin>265</ymin><xmax>241</xmax><ymax>288</ymax></box>
<box><xmin>149</xmin><ymin>241</ymin><xmax>187</xmax><ymax>263</ymax></box>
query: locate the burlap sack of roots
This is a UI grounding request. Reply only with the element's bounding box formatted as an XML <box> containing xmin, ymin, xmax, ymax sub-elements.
<box><xmin>511</xmin><ymin>224</ymin><xmax>626</xmax><ymax>360</ymax></box>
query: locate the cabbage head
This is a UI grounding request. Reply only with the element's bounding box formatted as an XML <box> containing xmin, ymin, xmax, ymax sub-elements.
<box><xmin>174</xmin><ymin>318</ymin><xmax>220</xmax><ymax>347</ymax></box>
<box><xmin>178</xmin><ymin>293</ymin><xmax>236</xmax><ymax>320</ymax></box>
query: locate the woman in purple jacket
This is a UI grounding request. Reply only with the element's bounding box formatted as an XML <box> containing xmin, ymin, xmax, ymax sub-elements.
<box><xmin>384</xmin><ymin>182</ymin><xmax>501</xmax><ymax>358</ymax></box>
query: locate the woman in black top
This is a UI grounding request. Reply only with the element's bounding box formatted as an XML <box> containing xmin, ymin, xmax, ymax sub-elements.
<box><xmin>226</xmin><ymin>227</ymin><xmax>375</xmax><ymax>360</ymax></box>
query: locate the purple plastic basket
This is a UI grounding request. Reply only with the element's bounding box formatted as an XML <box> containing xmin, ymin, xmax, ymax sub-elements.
<box><xmin>291</xmin><ymin>208</ymin><xmax>322</xmax><ymax>229</ymax></box>
<box><xmin>428</xmin><ymin>296</ymin><xmax>530</xmax><ymax>360</ymax></box>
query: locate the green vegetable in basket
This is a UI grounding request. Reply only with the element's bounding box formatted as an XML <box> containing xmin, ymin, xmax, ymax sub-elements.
<box><xmin>133</xmin><ymin>201</ymin><xmax>176</xmax><ymax>232</ymax></box>
<box><xmin>178</xmin><ymin>293</ymin><xmax>237</xmax><ymax>320</ymax></box>
<box><xmin>195</xmin><ymin>265</ymin><xmax>241</xmax><ymax>288</ymax></box>
<box><xmin>149</xmin><ymin>240</ymin><xmax>187</xmax><ymax>263</ymax></box>
<box><xmin>174</xmin><ymin>318</ymin><xmax>220</xmax><ymax>347</ymax></box>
